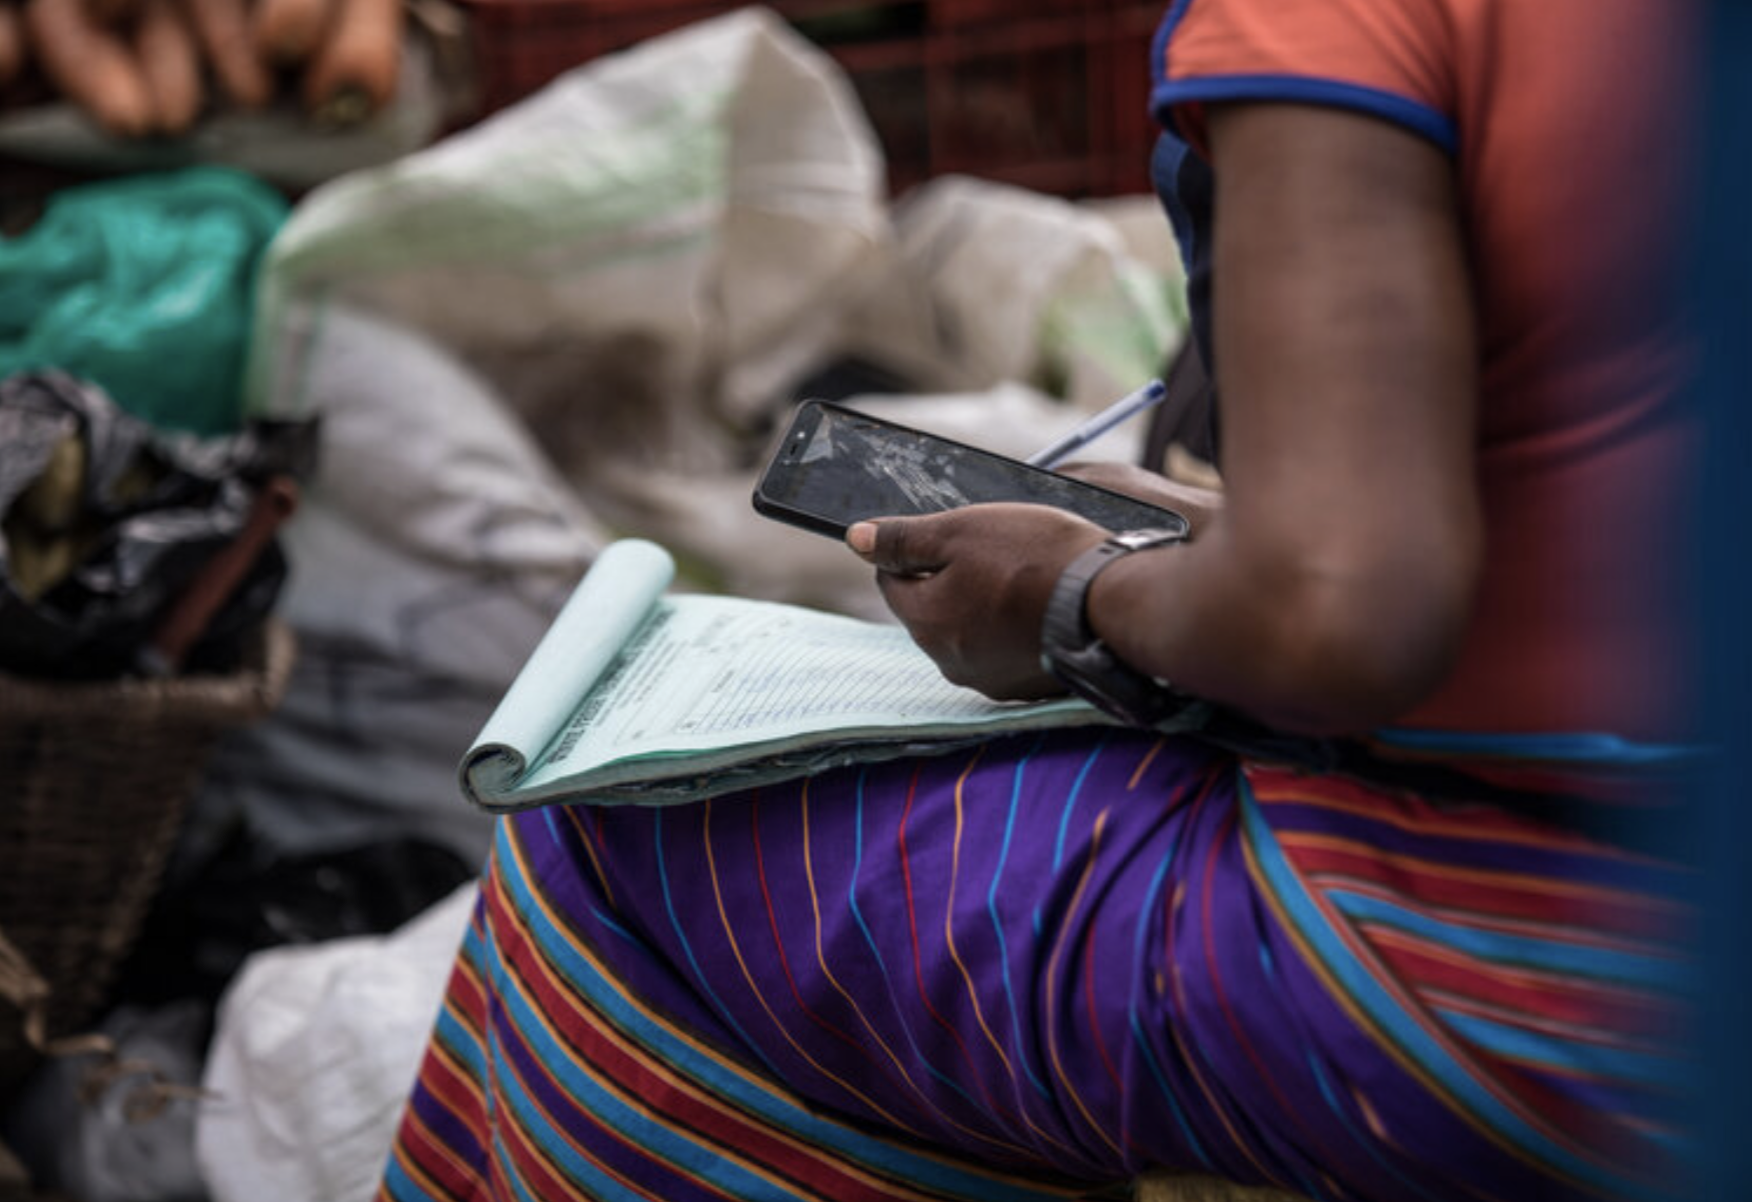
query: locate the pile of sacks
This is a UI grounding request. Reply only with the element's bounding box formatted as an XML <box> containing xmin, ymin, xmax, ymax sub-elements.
<box><xmin>8</xmin><ymin>9</ymin><xmax>1190</xmax><ymax>1201</ymax></box>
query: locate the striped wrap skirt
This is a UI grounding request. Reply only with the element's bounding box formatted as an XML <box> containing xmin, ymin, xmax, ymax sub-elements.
<box><xmin>377</xmin><ymin>727</ymin><xmax>1688</xmax><ymax>1202</ymax></box>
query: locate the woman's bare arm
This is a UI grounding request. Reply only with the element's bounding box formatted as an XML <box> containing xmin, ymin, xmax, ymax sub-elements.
<box><xmin>855</xmin><ymin>102</ymin><xmax>1482</xmax><ymax>735</ymax></box>
<box><xmin>1094</xmin><ymin>102</ymin><xmax>1482</xmax><ymax>732</ymax></box>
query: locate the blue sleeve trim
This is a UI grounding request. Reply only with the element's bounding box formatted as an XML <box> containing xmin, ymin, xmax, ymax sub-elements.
<box><xmin>1150</xmin><ymin>75</ymin><xmax>1458</xmax><ymax>154</ymax></box>
<box><xmin>1371</xmin><ymin>727</ymin><xmax>1706</xmax><ymax>768</ymax></box>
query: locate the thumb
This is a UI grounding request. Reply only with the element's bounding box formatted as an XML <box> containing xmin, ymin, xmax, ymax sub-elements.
<box><xmin>847</xmin><ymin>518</ymin><xmax>943</xmax><ymax>577</ymax></box>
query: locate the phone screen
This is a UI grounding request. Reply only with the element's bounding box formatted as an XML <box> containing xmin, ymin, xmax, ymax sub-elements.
<box><xmin>753</xmin><ymin>401</ymin><xmax>1189</xmax><ymax>538</ymax></box>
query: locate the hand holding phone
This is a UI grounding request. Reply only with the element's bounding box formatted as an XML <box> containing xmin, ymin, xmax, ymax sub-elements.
<box><xmin>752</xmin><ymin>400</ymin><xmax>1190</xmax><ymax>540</ymax></box>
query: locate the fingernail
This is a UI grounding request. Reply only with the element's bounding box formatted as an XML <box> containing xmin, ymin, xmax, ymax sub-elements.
<box><xmin>847</xmin><ymin>522</ymin><xmax>876</xmax><ymax>554</ymax></box>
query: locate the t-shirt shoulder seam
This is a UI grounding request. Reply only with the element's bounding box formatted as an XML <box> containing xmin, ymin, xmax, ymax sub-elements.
<box><xmin>1150</xmin><ymin>74</ymin><xmax>1459</xmax><ymax>154</ymax></box>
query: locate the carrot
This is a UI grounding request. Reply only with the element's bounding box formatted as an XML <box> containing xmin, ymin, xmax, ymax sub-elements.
<box><xmin>25</xmin><ymin>0</ymin><xmax>155</xmax><ymax>136</ymax></box>
<box><xmin>251</xmin><ymin>0</ymin><xmax>332</xmax><ymax>66</ymax></box>
<box><xmin>134</xmin><ymin>0</ymin><xmax>200</xmax><ymax>132</ymax></box>
<box><xmin>301</xmin><ymin>0</ymin><xmax>401</xmax><ymax>125</ymax></box>
<box><xmin>0</xmin><ymin>4</ymin><xmax>26</xmax><ymax>87</ymax></box>
<box><xmin>175</xmin><ymin>0</ymin><xmax>270</xmax><ymax>108</ymax></box>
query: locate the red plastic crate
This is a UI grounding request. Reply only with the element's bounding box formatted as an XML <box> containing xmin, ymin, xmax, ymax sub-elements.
<box><xmin>928</xmin><ymin>0</ymin><xmax>1097</xmax><ymax>29</ymax></box>
<box><xmin>456</xmin><ymin>0</ymin><xmax>1168</xmax><ymax>198</ymax></box>
<box><xmin>925</xmin><ymin>14</ymin><xmax>1102</xmax><ymax>194</ymax></box>
<box><xmin>1105</xmin><ymin>1</ymin><xmax>1169</xmax><ymax>195</ymax></box>
<box><xmin>459</xmin><ymin>0</ymin><xmax>714</xmax><ymax>114</ymax></box>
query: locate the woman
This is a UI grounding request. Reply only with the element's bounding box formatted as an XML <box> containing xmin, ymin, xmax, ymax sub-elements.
<box><xmin>378</xmin><ymin>0</ymin><xmax>1696</xmax><ymax>1199</ymax></box>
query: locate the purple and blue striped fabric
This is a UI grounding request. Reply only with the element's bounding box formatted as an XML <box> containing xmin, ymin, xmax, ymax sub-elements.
<box><xmin>379</xmin><ymin>727</ymin><xmax>1688</xmax><ymax>1202</ymax></box>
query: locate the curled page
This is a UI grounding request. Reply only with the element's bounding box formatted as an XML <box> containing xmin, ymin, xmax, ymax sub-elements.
<box><xmin>459</xmin><ymin>539</ymin><xmax>675</xmax><ymax>806</ymax></box>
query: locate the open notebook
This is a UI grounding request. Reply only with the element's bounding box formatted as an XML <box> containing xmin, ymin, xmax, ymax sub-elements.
<box><xmin>458</xmin><ymin>538</ymin><xmax>1124</xmax><ymax>810</ymax></box>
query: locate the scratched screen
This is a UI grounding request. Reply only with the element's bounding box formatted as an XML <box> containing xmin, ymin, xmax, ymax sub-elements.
<box><xmin>761</xmin><ymin>405</ymin><xmax>1189</xmax><ymax>535</ymax></box>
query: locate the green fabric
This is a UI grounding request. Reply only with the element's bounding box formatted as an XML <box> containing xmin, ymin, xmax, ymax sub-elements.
<box><xmin>0</xmin><ymin>167</ymin><xmax>289</xmax><ymax>435</ymax></box>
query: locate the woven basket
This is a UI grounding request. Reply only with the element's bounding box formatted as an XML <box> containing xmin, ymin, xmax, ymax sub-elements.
<box><xmin>0</xmin><ymin>620</ymin><xmax>295</xmax><ymax>1094</ymax></box>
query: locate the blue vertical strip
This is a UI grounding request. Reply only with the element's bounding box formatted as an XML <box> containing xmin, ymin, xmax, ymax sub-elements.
<box><xmin>1690</xmin><ymin>3</ymin><xmax>1752</xmax><ymax>1198</ymax></box>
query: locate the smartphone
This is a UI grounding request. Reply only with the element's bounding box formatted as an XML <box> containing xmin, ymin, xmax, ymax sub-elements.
<box><xmin>752</xmin><ymin>399</ymin><xmax>1190</xmax><ymax>539</ymax></box>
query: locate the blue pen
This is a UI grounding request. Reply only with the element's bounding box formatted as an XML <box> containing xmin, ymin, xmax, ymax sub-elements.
<box><xmin>1024</xmin><ymin>379</ymin><xmax>1170</xmax><ymax>468</ymax></box>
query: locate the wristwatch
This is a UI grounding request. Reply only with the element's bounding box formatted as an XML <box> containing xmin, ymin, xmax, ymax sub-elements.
<box><xmin>1040</xmin><ymin>527</ymin><xmax>1188</xmax><ymax>727</ymax></box>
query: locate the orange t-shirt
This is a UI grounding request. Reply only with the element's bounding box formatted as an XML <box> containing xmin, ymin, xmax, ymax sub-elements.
<box><xmin>1150</xmin><ymin>0</ymin><xmax>1699</xmax><ymax>743</ymax></box>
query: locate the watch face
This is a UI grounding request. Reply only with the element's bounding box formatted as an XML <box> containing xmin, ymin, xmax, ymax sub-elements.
<box><xmin>1111</xmin><ymin>527</ymin><xmax>1187</xmax><ymax>551</ymax></box>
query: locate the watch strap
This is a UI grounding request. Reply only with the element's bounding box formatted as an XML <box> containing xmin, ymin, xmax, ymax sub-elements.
<box><xmin>1039</xmin><ymin>528</ymin><xmax>1186</xmax><ymax>726</ymax></box>
<box><xmin>1043</xmin><ymin>540</ymin><xmax>1129</xmax><ymax>649</ymax></box>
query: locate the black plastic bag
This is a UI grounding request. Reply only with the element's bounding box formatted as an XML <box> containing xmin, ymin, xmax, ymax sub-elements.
<box><xmin>0</xmin><ymin>371</ymin><xmax>315</xmax><ymax>680</ymax></box>
<box><xmin>112</xmin><ymin>826</ymin><xmax>478</xmax><ymax>1016</ymax></box>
